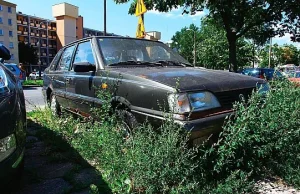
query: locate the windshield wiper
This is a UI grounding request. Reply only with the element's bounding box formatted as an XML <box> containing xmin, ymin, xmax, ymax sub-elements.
<box><xmin>108</xmin><ymin>60</ymin><xmax>158</xmax><ymax>67</ymax></box>
<box><xmin>153</xmin><ymin>60</ymin><xmax>193</xmax><ymax>67</ymax></box>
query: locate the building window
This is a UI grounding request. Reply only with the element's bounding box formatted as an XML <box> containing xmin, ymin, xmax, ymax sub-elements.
<box><xmin>8</xmin><ymin>7</ymin><xmax>12</xmax><ymax>13</ymax></box>
<box><xmin>9</xmin><ymin>31</ymin><xmax>13</xmax><ymax>37</ymax></box>
<box><xmin>10</xmin><ymin>54</ymin><xmax>14</xmax><ymax>60</ymax></box>
<box><xmin>0</xmin><ymin>5</ymin><xmax>2</xmax><ymax>11</ymax></box>
<box><xmin>9</xmin><ymin>42</ymin><xmax>13</xmax><ymax>48</ymax></box>
<box><xmin>0</xmin><ymin>29</ymin><xmax>3</xmax><ymax>36</ymax></box>
<box><xmin>0</xmin><ymin>17</ymin><xmax>2</xmax><ymax>23</ymax></box>
<box><xmin>8</xmin><ymin>19</ymin><xmax>12</xmax><ymax>25</ymax></box>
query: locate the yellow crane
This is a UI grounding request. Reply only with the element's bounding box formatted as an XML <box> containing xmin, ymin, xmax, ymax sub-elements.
<box><xmin>135</xmin><ymin>0</ymin><xmax>147</xmax><ymax>38</ymax></box>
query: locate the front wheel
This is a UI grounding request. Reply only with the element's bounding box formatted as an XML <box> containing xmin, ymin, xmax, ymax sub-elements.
<box><xmin>116</xmin><ymin>110</ymin><xmax>138</xmax><ymax>139</ymax></box>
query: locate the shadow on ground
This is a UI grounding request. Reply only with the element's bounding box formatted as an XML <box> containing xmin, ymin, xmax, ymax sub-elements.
<box><xmin>8</xmin><ymin>119</ymin><xmax>111</xmax><ymax>194</ymax></box>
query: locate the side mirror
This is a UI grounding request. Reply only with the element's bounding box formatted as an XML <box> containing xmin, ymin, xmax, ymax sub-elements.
<box><xmin>73</xmin><ymin>62</ymin><xmax>96</xmax><ymax>72</ymax></box>
<box><xmin>0</xmin><ymin>44</ymin><xmax>11</xmax><ymax>62</ymax></box>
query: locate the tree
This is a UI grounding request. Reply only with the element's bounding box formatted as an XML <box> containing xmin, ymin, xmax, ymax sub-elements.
<box><xmin>18</xmin><ymin>42</ymin><xmax>37</xmax><ymax>65</ymax></box>
<box><xmin>170</xmin><ymin>17</ymin><xmax>253</xmax><ymax>70</ymax></box>
<box><xmin>170</xmin><ymin>24</ymin><xmax>200</xmax><ymax>64</ymax></box>
<box><xmin>114</xmin><ymin>0</ymin><xmax>300</xmax><ymax>72</ymax></box>
<box><xmin>259</xmin><ymin>44</ymin><xmax>300</xmax><ymax>67</ymax></box>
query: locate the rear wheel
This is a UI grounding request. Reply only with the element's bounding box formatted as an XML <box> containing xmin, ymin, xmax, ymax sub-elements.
<box><xmin>50</xmin><ymin>93</ymin><xmax>61</xmax><ymax>116</ymax></box>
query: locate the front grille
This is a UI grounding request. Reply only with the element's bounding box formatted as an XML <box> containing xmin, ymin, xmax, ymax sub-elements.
<box><xmin>215</xmin><ymin>88</ymin><xmax>255</xmax><ymax>109</ymax></box>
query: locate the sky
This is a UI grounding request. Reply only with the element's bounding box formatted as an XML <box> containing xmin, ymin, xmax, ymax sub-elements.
<box><xmin>10</xmin><ymin>0</ymin><xmax>300</xmax><ymax>48</ymax></box>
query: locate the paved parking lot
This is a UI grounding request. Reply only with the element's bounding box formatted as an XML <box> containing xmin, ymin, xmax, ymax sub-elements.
<box><xmin>23</xmin><ymin>87</ymin><xmax>46</xmax><ymax>112</ymax></box>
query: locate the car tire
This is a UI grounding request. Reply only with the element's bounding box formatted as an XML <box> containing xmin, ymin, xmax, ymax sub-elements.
<box><xmin>116</xmin><ymin>109</ymin><xmax>138</xmax><ymax>139</ymax></box>
<box><xmin>50</xmin><ymin>93</ymin><xmax>61</xmax><ymax>116</ymax></box>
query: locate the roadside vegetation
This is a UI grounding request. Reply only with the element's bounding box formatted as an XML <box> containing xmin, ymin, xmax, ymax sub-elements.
<box><xmin>29</xmin><ymin>80</ymin><xmax>300</xmax><ymax>193</ymax></box>
<box><xmin>23</xmin><ymin>79</ymin><xmax>43</xmax><ymax>87</ymax></box>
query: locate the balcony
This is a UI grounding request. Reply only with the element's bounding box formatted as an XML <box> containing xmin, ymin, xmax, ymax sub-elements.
<box><xmin>49</xmin><ymin>45</ymin><xmax>52</xmax><ymax>48</ymax></box>
<box><xmin>42</xmin><ymin>53</ymin><xmax>47</xmax><ymax>56</ymax></box>
<box><xmin>17</xmin><ymin>20</ymin><xmax>21</xmax><ymax>24</ymax></box>
<box><xmin>30</xmin><ymin>23</ymin><xmax>34</xmax><ymax>27</ymax></box>
<box><xmin>36</xmin><ymin>33</ymin><xmax>40</xmax><ymax>37</ymax></box>
<box><xmin>17</xmin><ymin>31</ymin><xmax>22</xmax><ymax>34</ymax></box>
<box><xmin>42</xmin><ymin>62</ymin><xmax>47</xmax><ymax>65</ymax></box>
<box><xmin>23</xmin><ymin>21</ymin><xmax>28</xmax><ymax>25</ymax></box>
<box><xmin>36</xmin><ymin>24</ymin><xmax>40</xmax><ymax>28</ymax></box>
<box><xmin>41</xmin><ymin>24</ymin><xmax>46</xmax><ymax>29</ymax></box>
<box><xmin>42</xmin><ymin>34</ymin><xmax>46</xmax><ymax>38</ymax></box>
<box><xmin>48</xmin><ymin>26</ymin><xmax>52</xmax><ymax>30</ymax></box>
<box><xmin>52</xmin><ymin>36</ymin><xmax>57</xmax><ymax>39</ymax></box>
<box><xmin>30</xmin><ymin>42</ymin><xmax>36</xmax><ymax>46</ymax></box>
<box><xmin>48</xmin><ymin>35</ymin><xmax>52</xmax><ymax>39</ymax></box>
<box><xmin>49</xmin><ymin>53</ymin><xmax>53</xmax><ymax>57</ymax></box>
<box><xmin>23</xmin><ymin>31</ymin><xmax>28</xmax><ymax>35</ymax></box>
<box><xmin>30</xmin><ymin>32</ymin><xmax>35</xmax><ymax>36</ymax></box>
<box><xmin>24</xmin><ymin>41</ymin><xmax>28</xmax><ymax>45</ymax></box>
<box><xmin>52</xmin><ymin>27</ymin><xmax>56</xmax><ymax>30</ymax></box>
<box><xmin>42</xmin><ymin>43</ymin><xmax>46</xmax><ymax>47</ymax></box>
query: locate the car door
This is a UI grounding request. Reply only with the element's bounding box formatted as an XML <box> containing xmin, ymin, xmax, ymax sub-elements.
<box><xmin>65</xmin><ymin>40</ymin><xmax>97</xmax><ymax>115</ymax></box>
<box><xmin>52</xmin><ymin>44</ymin><xmax>76</xmax><ymax>108</ymax></box>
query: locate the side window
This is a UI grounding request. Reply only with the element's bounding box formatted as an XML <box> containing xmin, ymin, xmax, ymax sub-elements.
<box><xmin>50</xmin><ymin>49</ymin><xmax>63</xmax><ymax>71</ymax></box>
<box><xmin>73</xmin><ymin>41</ymin><xmax>95</xmax><ymax>68</ymax></box>
<box><xmin>57</xmin><ymin>45</ymin><xmax>76</xmax><ymax>71</ymax></box>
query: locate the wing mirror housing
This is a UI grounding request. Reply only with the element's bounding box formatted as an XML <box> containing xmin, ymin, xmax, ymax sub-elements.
<box><xmin>0</xmin><ymin>44</ymin><xmax>11</xmax><ymax>63</ymax></box>
<box><xmin>73</xmin><ymin>62</ymin><xmax>96</xmax><ymax>72</ymax></box>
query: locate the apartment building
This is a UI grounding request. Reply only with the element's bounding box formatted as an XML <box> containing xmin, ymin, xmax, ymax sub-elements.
<box><xmin>17</xmin><ymin>12</ymin><xmax>57</xmax><ymax>72</ymax></box>
<box><xmin>0</xmin><ymin>0</ymin><xmax>18</xmax><ymax>64</ymax></box>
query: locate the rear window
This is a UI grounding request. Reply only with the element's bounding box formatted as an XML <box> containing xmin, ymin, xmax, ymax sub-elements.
<box><xmin>4</xmin><ymin>65</ymin><xmax>16</xmax><ymax>72</ymax></box>
<box><xmin>242</xmin><ymin>69</ymin><xmax>259</xmax><ymax>77</ymax></box>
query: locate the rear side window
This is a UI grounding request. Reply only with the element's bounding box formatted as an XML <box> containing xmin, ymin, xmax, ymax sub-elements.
<box><xmin>4</xmin><ymin>65</ymin><xmax>15</xmax><ymax>72</ymax></box>
<box><xmin>57</xmin><ymin>45</ymin><xmax>76</xmax><ymax>71</ymax></box>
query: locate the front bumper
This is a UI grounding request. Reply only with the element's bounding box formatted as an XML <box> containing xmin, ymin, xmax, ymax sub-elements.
<box><xmin>176</xmin><ymin>112</ymin><xmax>233</xmax><ymax>144</ymax></box>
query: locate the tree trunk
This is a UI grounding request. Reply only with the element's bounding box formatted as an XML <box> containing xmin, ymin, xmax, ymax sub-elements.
<box><xmin>228</xmin><ymin>38</ymin><xmax>238</xmax><ymax>72</ymax></box>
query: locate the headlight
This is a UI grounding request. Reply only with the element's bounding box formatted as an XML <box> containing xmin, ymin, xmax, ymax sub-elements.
<box><xmin>168</xmin><ymin>91</ymin><xmax>221</xmax><ymax>114</ymax></box>
<box><xmin>0</xmin><ymin>66</ymin><xmax>9</xmax><ymax>94</ymax></box>
<box><xmin>0</xmin><ymin>134</ymin><xmax>16</xmax><ymax>162</ymax></box>
<box><xmin>257</xmin><ymin>83</ymin><xmax>270</xmax><ymax>95</ymax></box>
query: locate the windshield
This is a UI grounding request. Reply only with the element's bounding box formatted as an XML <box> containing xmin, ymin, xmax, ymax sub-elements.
<box><xmin>98</xmin><ymin>38</ymin><xmax>190</xmax><ymax>66</ymax></box>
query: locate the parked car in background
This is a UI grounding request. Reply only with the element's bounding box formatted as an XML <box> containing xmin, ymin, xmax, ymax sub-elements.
<box><xmin>0</xmin><ymin>44</ymin><xmax>26</xmax><ymax>188</ymax></box>
<box><xmin>277</xmin><ymin>64</ymin><xmax>298</xmax><ymax>77</ymax></box>
<box><xmin>3</xmin><ymin>63</ymin><xmax>26</xmax><ymax>84</ymax></box>
<box><xmin>28</xmin><ymin>71</ymin><xmax>44</xmax><ymax>80</ymax></box>
<box><xmin>43</xmin><ymin>36</ymin><xmax>268</xmax><ymax>145</ymax></box>
<box><xmin>241</xmin><ymin>68</ymin><xmax>284</xmax><ymax>81</ymax></box>
<box><xmin>288</xmin><ymin>71</ymin><xmax>300</xmax><ymax>86</ymax></box>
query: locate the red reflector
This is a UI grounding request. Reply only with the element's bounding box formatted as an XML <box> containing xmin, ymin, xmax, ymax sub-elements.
<box><xmin>19</xmin><ymin>72</ymin><xmax>23</xmax><ymax>79</ymax></box>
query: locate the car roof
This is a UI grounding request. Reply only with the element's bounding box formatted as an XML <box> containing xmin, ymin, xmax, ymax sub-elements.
<box><xmin>64</xmin><ymin>36</ymin><xmax>163</xmax><ymax>48</ymax></box>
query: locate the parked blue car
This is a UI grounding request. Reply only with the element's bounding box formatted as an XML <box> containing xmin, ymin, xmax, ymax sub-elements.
<box><xmin>4</xmin><ymin>63</ymin><xmax>26</xmax><ymax>84</ymax></box>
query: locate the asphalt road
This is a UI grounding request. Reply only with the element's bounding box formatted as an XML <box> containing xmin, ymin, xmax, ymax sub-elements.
<box><xmin>23</xmin><ymin>87</ymin><xmax>46</xmax><ymax>112</ymax></box>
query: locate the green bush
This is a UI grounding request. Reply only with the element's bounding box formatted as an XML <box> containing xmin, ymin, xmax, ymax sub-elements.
<box><xmin>29</xmin><ymin>80</ymin><xmax>300</xmax><ymax>193</ymax></box>
<box><xmin>23</xmin><ymin>79</ymin><xmax>43</xmax><ymax>86</ymax></box>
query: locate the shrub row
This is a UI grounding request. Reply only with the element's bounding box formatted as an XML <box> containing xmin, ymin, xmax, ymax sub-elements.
<box><xmin>29</xmin><ymin>80</ymin><xmax>300</xmax><ymax>193</ymax></box>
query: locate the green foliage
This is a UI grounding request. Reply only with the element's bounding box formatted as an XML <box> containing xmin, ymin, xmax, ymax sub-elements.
<box><xmin>259</xmin><ymin>44</ymin><xmax>300</xmax><ymax>68</ymax></box>
<box><xmin>171</xmin><ymin>17</ymin><xmax>254</xmax><ymax>70</ymax></box>
<box><xmin>23</xmin><ymin>80</ymin><xmax>43</xmax><ymax>86</ymax></box>
<box><xmin>114</xmin><ymin>0</ymin><xmax>300</xmax><ymax>72</ymax></box>
<box><xmin>30</xmin><ymin>80</ymin><xmax>300</xmax><ymax>193</ymax></box>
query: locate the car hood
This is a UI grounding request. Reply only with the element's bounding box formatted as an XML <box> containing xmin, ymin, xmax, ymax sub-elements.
<box><xmin>109</xmin><ymin>67</ymin><xmax>265</xmax><ymax>92</ymax></box>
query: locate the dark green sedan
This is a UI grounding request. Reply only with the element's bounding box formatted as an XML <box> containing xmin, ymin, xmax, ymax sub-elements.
<box><xmin>43</xmin><ymin>36</ymin><xmax>268</xmax><ymax>144</ymax></box>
